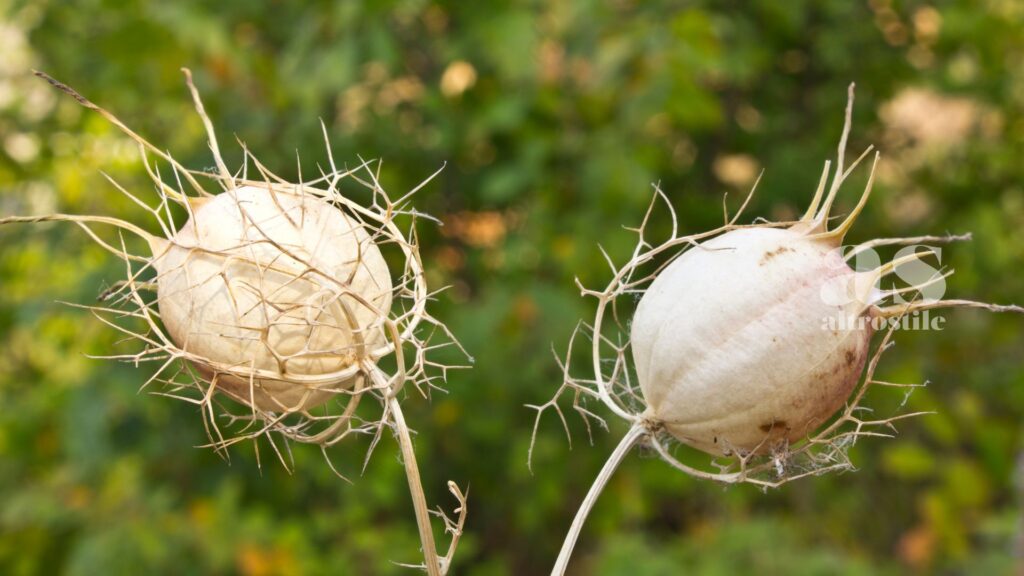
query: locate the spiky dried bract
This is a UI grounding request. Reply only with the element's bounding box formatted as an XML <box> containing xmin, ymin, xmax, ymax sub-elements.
<box><xmin>5</xmin><ymin>70</ymin><xmax>470</xmax><ymax>576</ymax></box>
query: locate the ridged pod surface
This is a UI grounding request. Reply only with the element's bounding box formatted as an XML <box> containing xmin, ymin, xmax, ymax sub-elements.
<box><xmin>152</xmin><ymin>185</ymin><xmax>392</xmax><ymax>412</ymax></box>
<box><xmin>632</xmin><ymin>227</ymin><xmax>871</xmax><ymax>455</ymax></box>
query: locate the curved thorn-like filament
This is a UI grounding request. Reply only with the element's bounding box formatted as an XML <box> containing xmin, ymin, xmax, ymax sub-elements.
<box><xmin>815</xmin><ymin>83</ymin><xmax>856</xmax><ymax>223</ymax></box>
<box><xmin>800</xmin><ymin>160</ymin><xmax>832</xmax><ymax>222</ymax></box>
<box><xmin>876</xmin><ymin>299</ymin><xmax>1024</xmax><ymax>318</ymax></box>
<box><xmin>846</xmin><ymin>233</ymin><xmax>972</xmax><ymax>261</ymax></box>
<box><xmin>813</xmin><ymin>151</ymin><xmax>881</xmax><ymax>242</ymax></box>
<box><xmin>181</xmin><ymin>68</ymin><xmax>232</xmax><ymax>189</ymax></box>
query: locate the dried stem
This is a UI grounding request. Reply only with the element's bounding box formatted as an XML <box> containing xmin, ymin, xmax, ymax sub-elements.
<box><xmin>552</xmin><ymin>423</ymin><xmax>646</xmax><ymax>576</ymax></box>
<box><xmin>388</xmin><ymin>393</ymin><xmax>442</xmax><ymax>576</ymax></box>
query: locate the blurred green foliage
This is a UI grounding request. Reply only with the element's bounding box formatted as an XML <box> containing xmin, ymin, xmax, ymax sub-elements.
<box><xmin>1</xmin><ymin>0</ymin><xmax>1023</xmax><ymax>574</ymax></box>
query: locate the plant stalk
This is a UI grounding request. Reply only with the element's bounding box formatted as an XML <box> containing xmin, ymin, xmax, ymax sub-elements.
<box><xmin>551</xmin><ymin>423</ymin><xmax>646</xmax><ymax>576</ymax></box>
<box><xmin>389</xmin><ymin>395</ymin><xmax>443</xmax><ymax>576</ymax></box>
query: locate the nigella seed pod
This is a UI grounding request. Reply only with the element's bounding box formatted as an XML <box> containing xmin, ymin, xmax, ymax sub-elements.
<box><xmin>631</xmin><ymin>226</ymin><xmax>875</xmax><ymax>455</ymax></box>
<box><xmin>151</xmin><ymin>185</ymin><xmax>393</xmax><ymax>412</ymax></box>
<box><xmin>1</xmin><ymin>69</ymin><xmax>470</xmax><ymax>576</ymax></box>
<box><xmin>540</xmin><ymin>84</ymin><xmax>1023</xmax><ymax>575</ymax></box>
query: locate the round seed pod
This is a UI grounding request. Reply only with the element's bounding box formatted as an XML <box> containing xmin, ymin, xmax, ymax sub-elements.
<box><xmin>152</xmin><ymin>185</ymin><xmax>392</xmax><ymax>412</ymax></box>
<box><xmin>631</xmin><ymin>227</ymin><xmax>872</xmax><ymax>455</ymax></box>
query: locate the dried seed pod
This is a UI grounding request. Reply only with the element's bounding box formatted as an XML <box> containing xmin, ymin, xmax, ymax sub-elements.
<box><xmin>631</xmin><ymin>226</ymin><xmax>875</xmax><ymax>455</ymax></box>
<box><xmin>152</xmin><ymin>184</ymin><xmax>393</xmax><ymax>412</ymax></box>
<box><xmin>2</xmin><ymin>70</ymin><xmax>469</xmax><ymax>576</ymax></box>
<box><xmin>537</xmin><ymin>85</ymin><xmax>1023</xmax><ymax>575</ymax></box>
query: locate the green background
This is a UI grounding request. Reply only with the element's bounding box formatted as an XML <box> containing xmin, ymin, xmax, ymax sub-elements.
<box><xmin>1</xmin><ymin>0</ymin><xmax>1023</xmax><ymax>574</ymax></box>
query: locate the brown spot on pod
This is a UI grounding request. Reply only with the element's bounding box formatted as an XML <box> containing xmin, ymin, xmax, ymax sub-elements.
<box><xmin>759</xmin><ymin>245</ymin><xmax>792</xmax><ymax>265</ymax></box>
<box><xmin>759</xmin><ymin>420</ymin><xmax>789</xmax><ymax>433</ymax></box>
